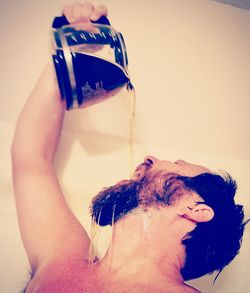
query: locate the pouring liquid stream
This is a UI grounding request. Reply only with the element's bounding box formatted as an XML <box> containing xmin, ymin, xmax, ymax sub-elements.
<box><xmin>88</xmin><ymin>209</ymin><xmax>102</xmax><ymax>270</ymax></box>
<box><xmin>127</xmin><ymin>82</ymin><xmax>136</xmax><ymax>179</ymax></box>
<box><xmin>87</xmin><ymin>82</ymin><xmax>135</xmax><ymax>269</ymax></box>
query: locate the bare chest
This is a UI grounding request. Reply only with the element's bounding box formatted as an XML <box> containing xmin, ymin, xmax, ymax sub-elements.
<box><xmin>27</xmin><ymin>275</ymin><xmax>193</xmax><ymax>293</ymax></box>
<box><xmin>27</xmin><ymin>269</ymin><xmax>165</xmax><ymax>293</ymax></box>
<box><xmin>25</xmin><ymin>261</ymin><xmax>197</xmax><ymax>293</ymax></box>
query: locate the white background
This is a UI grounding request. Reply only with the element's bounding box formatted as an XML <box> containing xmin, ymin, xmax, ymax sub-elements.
<box><xmin>0</xmin><ymin>0</ymin><xmax>249</xmax><ymax>292</ymax></box>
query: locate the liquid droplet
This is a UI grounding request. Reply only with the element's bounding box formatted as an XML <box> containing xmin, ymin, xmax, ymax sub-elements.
<box><xmin>108</xmin><ymin>203</ymin><xmax>116</xmax><ymax>271</ymax></box>
<box><xmin>88</xmin><ymin>208</ymin><xmax>102</xmax><ymax>270</ymax></box>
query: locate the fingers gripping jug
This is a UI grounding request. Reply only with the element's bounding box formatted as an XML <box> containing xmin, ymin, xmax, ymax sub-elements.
<box><xmin>51</xmin><ymin>15</ymin><xmax>132</xmax><ymax>110</ymax></box>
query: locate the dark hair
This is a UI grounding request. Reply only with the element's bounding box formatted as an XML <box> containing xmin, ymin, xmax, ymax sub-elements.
<box><xmin>178</xmin><ymin>172</ymin><xmax>247</xmax><ymax>281</ymax></box>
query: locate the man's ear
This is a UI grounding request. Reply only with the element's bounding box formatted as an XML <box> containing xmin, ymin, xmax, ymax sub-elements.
<box><xmin>178</xmin><ymin>203</ymin><xmax>214</xmax><ymax>223</ymax></box>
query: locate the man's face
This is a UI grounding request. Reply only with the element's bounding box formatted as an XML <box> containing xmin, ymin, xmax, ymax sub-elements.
<box><xmin>132</xmin><ymin>156</ymin><xmax>211</xmax><ymax>181</ymax></box>
<box><xmin>91</xmin><ymin>156</ymin><xmax>210</xmax><ymax>226</ymax></box>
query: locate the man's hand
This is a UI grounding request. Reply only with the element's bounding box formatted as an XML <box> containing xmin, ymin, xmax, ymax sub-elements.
<box><xmin>62</xmin><ymin>1</ymin><xmax>108</xmax><ymax>24</ymax></box>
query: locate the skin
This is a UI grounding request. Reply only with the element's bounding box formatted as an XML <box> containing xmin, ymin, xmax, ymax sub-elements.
<box><xmin>11</xmin><ymin>2</ymin><xmax>214</xmax><ymax>292</ymax></box>
<box><xmin>132</xmin><ymin>156</ymin><xmax>211</xmax><ymax>180</ymax></box>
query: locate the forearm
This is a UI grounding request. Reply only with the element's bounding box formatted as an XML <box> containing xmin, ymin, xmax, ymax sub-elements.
<box><xmin>11</xmin><ymin>61</ymin><xmax>65</xmax><ymax>164</ymax></box>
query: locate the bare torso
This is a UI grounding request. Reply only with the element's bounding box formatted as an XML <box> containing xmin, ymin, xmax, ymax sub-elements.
<box><xmin>25</xmin><ymin>257</ymin><xmax>200</xmax><ymax>293</ymax></box>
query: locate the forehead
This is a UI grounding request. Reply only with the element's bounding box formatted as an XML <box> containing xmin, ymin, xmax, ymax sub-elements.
<box><xmin>153</xmin><ymin>159</ymin><xmax>211</xmax><ymax>177</ymax></box>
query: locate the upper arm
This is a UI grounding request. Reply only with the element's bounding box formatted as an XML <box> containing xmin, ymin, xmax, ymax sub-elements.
<box><xmin>12</xmin><ymin>158</ymin><xmax>90</xmax><ymax>271</ymax></box>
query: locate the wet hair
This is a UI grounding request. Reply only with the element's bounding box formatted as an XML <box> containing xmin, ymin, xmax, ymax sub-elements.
<box><xmin>91</xmin><ymin>172</ymin><xmax>248</xmax><ymax>281</ymax></box>
<box><xmin>178</xmin><ymin>172</ymin><xmax>248</xmax><ymax>281</ymax></box>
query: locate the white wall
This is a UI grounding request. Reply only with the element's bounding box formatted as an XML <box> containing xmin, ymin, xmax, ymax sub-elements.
<box><xmin>0</xmin><ymin>0</ymin><xmax>249</xmax><ymax>292</ymax></box>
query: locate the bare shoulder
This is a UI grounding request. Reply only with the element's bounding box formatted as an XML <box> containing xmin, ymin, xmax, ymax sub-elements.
<box><xmin>25</xmin><ymin>255</ymin><xmax>91</xmax><ymax>293</ymax></box>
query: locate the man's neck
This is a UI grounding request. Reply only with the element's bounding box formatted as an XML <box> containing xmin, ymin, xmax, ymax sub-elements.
<box><xmin>97</xmin><ymin>207</ymin><xmax>194</xmax><ymax>288</ymax></box>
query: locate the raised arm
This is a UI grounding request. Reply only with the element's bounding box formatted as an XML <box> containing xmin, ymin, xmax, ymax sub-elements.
<box><xmin>11</xmin><ymin>2</ymin><xmax>108</xmax><ymax>273</ymax></box>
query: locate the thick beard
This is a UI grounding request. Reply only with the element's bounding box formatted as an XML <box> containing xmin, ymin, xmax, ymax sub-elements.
<box><xmin>90</xmin><ymin>180</ymin><xmax>142</xmax><ymax>226</ymax></box>
<box><xmin>90</xmin><ymin>173</ymin><xmax>184</xmax><ymax>226</ymax></box>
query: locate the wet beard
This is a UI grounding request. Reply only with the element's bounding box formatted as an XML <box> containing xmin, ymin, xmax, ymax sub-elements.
<box><xmin>90</xmin><ymin>173</ymin><xmax>185</xmax><ymax>226</ymax></box>
<box><xmin>90</xmin><ymin>180</ymin><xmax>141</xmax><ymax>226</ymax></box>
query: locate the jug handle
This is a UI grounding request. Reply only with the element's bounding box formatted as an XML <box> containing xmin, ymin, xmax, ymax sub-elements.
<box><xmin>52</xmin><ymin>15</ymin><xmax>110</xmax><ymax>28</ymax></box>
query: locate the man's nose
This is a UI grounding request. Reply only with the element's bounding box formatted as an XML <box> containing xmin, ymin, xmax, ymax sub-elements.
<box><xmin>175</xmin><ymin>159</ymin><xmax>187</xmax><ymax>165</ymax></box>
<box><xmin>144</xmin><ymin>155</ymin><xmax>159</xmax><ymax>165</ymax></box>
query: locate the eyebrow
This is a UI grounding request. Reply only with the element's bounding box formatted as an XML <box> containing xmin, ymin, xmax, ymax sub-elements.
<box><xmin>195</xmin><ymin>201</ymin><xmax>205</xmax><ymax>205</ymax></box>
